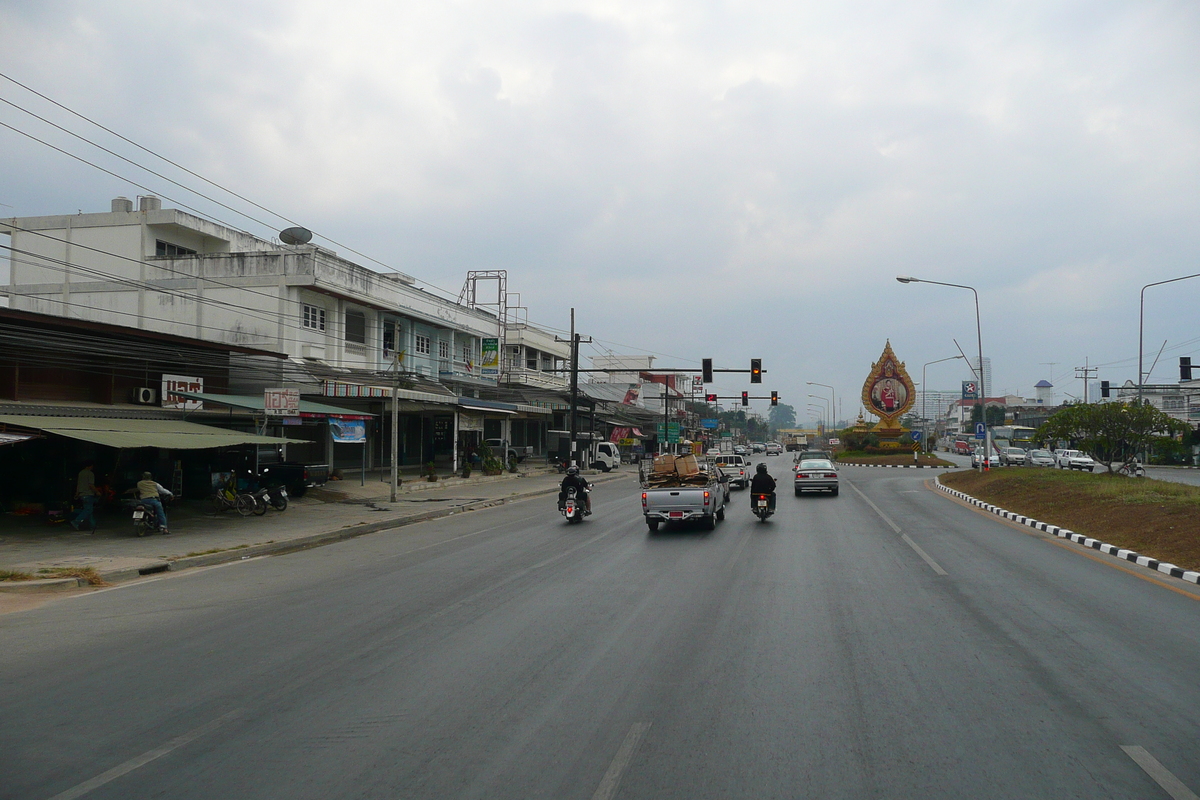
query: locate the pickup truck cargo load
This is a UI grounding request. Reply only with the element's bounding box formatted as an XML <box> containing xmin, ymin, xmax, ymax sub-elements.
<box><xmin>640</xmin><ymin>455</ymin><xmax>727</xmax><ymax>531</ymax></box>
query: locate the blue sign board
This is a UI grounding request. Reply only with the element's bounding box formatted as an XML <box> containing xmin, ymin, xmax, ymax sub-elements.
<box><xmin>962</xmin><ymin>381</ymin><xmax>978</xmax><ymax>399</ymax></box>
<box><xmin>910</xmin><ymin>430</ymin><xmax>922</xmax><ymax>441</ymax></box>
<box><xmin>974</xmin><ymin>422</ymin><xmax>986</xmax><ymax>440</ymax></box>
<box><xmin>701</xmin><ymin>418</ymin><xmax>719</xmax><ymax>429</ymax></box>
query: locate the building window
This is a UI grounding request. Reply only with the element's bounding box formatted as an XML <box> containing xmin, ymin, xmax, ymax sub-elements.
<box><xmin>461</xmin><ymin>343</ymin><xmax>472</xmax><ymax>364</ymax></box>
<box><xmin>1163</xmin><ymin>395</ymin><xmax>1185</xmax><ymax>411</ymax></box>
<box><xmin>526</xmin><ymin>348</ymin><xmax>539</xmax><ymax>371</ymax></box>
<box><xmin>382</xmin><ymin>324</ymin><xmax>395</xmax><ymax>355</ymax></box>
<box><xmin>155</xmin><ymin>240</ymin><xmax>197</xmax><ymax>257</ymax></box>
<box><xmin>345</xmin><ymin>309</ymin><xmax>366</xmax><ymax>345</ymax></box>
<box><xmin>439</xmin><ymin>340</ymin><xmax>451</xmax><ymax>360</ymax></box>
<box><xmin>415</xmin><ymin>334</ymin><xmax>430</xmax><ymax>355</ymax></box>
<box><xmin>302</xmin><ymin>304</ymin><xmax>326</xmax><ymax>331</ymax></box>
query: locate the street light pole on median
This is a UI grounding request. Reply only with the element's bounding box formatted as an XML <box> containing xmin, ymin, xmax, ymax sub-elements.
<box><xmin>807</xmin><ymin>381</ymin><xmax>835</xmax><ymax>430</ymax></box>
<box><xmin>922</xmin><ymin>355</ymin><xmax>965</xmax><ymax>453</ymax></box>
<box><xmin>1139</xmin><ymin>272</ymin><xmax>1200</xmax><ymax>406</ymax></box>
<box><xmin>898</xmin><ymin>276</ymin><xmax>987</xmax><ymax>471</ymax></box>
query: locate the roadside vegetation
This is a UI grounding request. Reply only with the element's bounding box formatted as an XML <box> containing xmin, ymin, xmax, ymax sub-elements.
<box><xmin>940</xmin><ymin>469</ymin><xmax>1200</xmax><ymax>572</ymax></box>
<box><xmin>0</xmin><ymin>566</ymin><xmax>108</xmax><ymax>586</ymax></box>
<box><xmin>1036</xmin><ymin>401</ymin><xmax>1191</xmax><ymax>472</ymax></box>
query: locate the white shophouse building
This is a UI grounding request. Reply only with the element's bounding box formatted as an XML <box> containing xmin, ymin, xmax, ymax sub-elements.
<box><xmin>0</xmin><ymin>197</ymin><xmax>568</xmax><ymax>471</ymax></box>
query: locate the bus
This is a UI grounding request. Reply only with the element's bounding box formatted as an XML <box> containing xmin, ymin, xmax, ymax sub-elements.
<box><xmin>990</xmin><ymin>426</ymin><xmax>1037</xmax><ymax>450</ymax></box>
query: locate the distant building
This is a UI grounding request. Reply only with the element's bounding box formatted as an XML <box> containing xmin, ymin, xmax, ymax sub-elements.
<box><xmin>969</xmin><ymin>357</ymin><xmax>993</xmax><ymax>395</ymax></box>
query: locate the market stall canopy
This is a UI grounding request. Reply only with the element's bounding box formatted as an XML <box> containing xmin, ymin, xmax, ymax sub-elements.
<box><xmin>173</xmin><ymin>391</ymin><xmax>373</xmax><ymax>419</ymax></box>
<box><xmin>0</xmin><ymin>415</ymin><xmax>302</xmax><ymax>450</ymax></box>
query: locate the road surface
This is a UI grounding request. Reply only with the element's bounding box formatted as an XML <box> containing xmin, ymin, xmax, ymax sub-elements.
<box><xmin>2</xmin><ymin>465</ymin><xmax>1197</xmax><ymax>799</ymax></box>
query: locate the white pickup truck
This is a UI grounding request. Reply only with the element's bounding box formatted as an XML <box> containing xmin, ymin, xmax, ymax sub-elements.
<box><xmin>485</xmin><ymin>439</ymin><xmax>533</xmax><ymax>464</ymax></box>
<box><xmin>714</xmin><ymin>454</ymin><xmax>751</xmax><ymax>489</ymax></box>
<box><xmin>640</xmin><ymin>460</ymin><xmax>727</xmax><ymax>532</ymax></box>
<box><xmin>1055</xmin><ymin>449</ymin><xmax>1096</xmax><ymax>471</ymax></box>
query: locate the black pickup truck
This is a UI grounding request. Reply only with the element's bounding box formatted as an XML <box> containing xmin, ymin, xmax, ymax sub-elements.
<box><xmin>256</xmin><ymin>462</ymin><xmax>330</xmax><ymax>497</ymax></box>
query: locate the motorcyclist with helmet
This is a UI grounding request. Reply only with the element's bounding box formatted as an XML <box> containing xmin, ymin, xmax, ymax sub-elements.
<box><xmin>749</xmin><ymin>463</ymin><xmax>777</xmax><ymax>512</ymax></box>
<box><xmin>559</xmin><ymin>465</ymin><xmax>592</xmax><ymax>515</ymax></box>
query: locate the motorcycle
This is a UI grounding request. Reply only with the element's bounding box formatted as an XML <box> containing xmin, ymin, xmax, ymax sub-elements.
<box><xmin>560</xmin><ymin>487</ymin><xmax>589</xmax><ymax>524</ymax></box>
<box><xmin>126</xmin><ymin>497</ymin><xmax>168</xmax><ymax>536</ymax></box>
<box><xmin>752</xmin><ymin>492</ymin><xmax>775</xmax><ymax>522</ymax></box>
<box><xmin>251</xmin><ymin>484</ymin><xmax>289</xmax><ymax>514</ymax></box>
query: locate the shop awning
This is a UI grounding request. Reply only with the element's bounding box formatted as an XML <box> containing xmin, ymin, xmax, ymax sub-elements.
<box><xmin>173</xmin><ymin>391</ymin><xmax>373</xmax><ymax>419</ymax></box>
<box><xmin>0</xmin><ymin>431</ymin><xmax>37</xmax><ymax>446</ymax></box>
<box><xmin>0</xmin><ymin>415</ymin><xmax>302</xmax><ymax>450</ymax></box>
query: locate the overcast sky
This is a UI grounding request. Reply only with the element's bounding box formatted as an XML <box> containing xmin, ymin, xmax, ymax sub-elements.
<box><xmin>2</xmin><ymin>0</ymin><xmax>1197</xmax><ymax>423</ymax></box>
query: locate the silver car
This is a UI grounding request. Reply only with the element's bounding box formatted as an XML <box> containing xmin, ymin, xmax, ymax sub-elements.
<box><xmin>1027</xmin><ymin>449</ymin><xmax>1056</xmax><ymax>467</ymax></box>
<box><xmin>794</xmin><ymin>459</ymin><xmax>839</xmax><ymax>496</ymax></box>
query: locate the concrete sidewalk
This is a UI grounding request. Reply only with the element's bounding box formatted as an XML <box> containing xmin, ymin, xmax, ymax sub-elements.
<box><xmin>0</xmin><ymin>466</ymin><xmax>630</xmax><ymax>591</ymax></box>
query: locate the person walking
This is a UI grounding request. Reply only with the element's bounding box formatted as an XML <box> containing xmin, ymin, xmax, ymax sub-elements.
<box><xmin>134</xmin><ymin>471</ymin><xmax>174</xmax><ymax>533</ymax></box>
<box><xmin>70</xmin><ymin>461</ymin><xmax>101</xmax><ymax>531</ymax></box>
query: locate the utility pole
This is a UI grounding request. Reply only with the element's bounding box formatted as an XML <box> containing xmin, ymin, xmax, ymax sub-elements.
<box><xmin>390</xmin><ymin>351</ymin><xmax>400</xmax><ymax>502</ymax></box>
<box><xmin>1075</xmin><ymin>358</ymin><xmax>1097</xmax><ymax>404</ymax></box>
<box><xmin>555</xmin><ymin>308</ymin><xmax>591</xmax><ymax>467</ymax></box>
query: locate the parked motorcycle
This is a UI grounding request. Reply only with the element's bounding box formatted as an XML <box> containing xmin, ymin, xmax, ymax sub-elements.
<box><xmin>251</xmin><ymin>484</ymin><xmax>289</xmax><ymax>514</ymax></box>
<box><xmin>560</xmin><ymin>487</ymin><xmax>588</xmax><ymax>524</ymax></box>
<box><xmin>752</xmin><ymin>492</ymin><xmax>775</xmax><ymax>522</ymax></box>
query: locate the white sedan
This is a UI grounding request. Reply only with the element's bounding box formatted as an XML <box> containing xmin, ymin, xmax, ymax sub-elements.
<box><xmin>794</xmin><ymin>459</ymin><xmax>839</xmax><ymax>496</ymax></box>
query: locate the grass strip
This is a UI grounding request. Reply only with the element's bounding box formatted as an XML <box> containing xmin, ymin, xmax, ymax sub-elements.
<box><xmin>940</xmin><ymin>468</ymin><xmax>1200</xmax><ymax>572</ymax></box>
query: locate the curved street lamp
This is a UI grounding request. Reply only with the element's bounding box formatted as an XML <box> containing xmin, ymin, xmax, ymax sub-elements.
<box><xmin>807</xmin><ymin>382</ymin><xmax>835</xmax><ymax>429</ymax></box>
<box><xmin>899</xmin><ymin>276</ymin><xmax>987</xmax><ymax>469</ymax></box>
<box><xmin>922</xmin><ymin>355</ymin><xmax>966</xmax><ymax>452</ymax></box>
<box><xmin>1139</xmin><ymin>272</ymin><xmax>1200</xmax><ymax>405</ymax></box>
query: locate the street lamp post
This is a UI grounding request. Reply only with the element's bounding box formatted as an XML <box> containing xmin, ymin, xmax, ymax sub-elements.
<box><xmin>922</xmin><ymin>355</ymin><xmax>966</xmax><ymax>453</ymax></box>
<box><xmin>807</xmin><ymin>382</ymin><xmax>836</xmax><ymax>430</ymax></box>
<box><xmin>1139</xmin><ymin>272</ymin><xmax>1200</xmax><ymax>406</ymax></box>
<box><xmin>898</xmin><ymin>276</ymin><xmax>988</xmax><ymax>470</ymax></box>
<box><xmin>808</xmin><ymin>394</ymin><xmax>831</xmax><ymax>433</ymax></box>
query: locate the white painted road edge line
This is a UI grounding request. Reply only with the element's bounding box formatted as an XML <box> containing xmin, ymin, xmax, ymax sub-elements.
<box><xmin>47</xmin><ymin>709</ymin><xmax>241</xmax><ymax>800</ymax></box>
<box><xmin>1121</xmin><ymin>745</ymin><xmax>1200</xmax><ymax>800</ymax></box>
<box><xmin>847</xmin><ymin>481</ymin><xmax>947</xmax><ymax>575</ymax></box>
<box><xmin>846</xmin><ymin>481</ymin><xmax>901</xmax><ymax>533</ymax></box>
<box><xmin>933</xmin><ymin>478</ymin><xmax>1200</xmax><ymax>586</ymax></box>
<box><xmin>901</xmin><ymin>533</ymin><xmax>948</xmax><ymax>576</ymax></box>
<box><xmin>591</xmin><ymin>722</ymin><xmax>652</xmax><ymax>800</ymax></box>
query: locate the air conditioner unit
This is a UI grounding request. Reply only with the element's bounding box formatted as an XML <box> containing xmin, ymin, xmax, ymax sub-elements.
<box><xmin>133</xmin><ymin>387</ymin><xmax>157</xmax><ymax>405</ymax></box>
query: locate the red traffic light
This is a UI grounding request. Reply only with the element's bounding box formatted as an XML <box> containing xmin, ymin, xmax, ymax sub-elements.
<box><xmin>741</xmin><ymin>391</ymin><xmax>749</xmax><ymax>406</ymax></box>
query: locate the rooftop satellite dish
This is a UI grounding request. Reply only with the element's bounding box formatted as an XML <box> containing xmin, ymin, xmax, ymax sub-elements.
<box><xmin>279</xmin><ymin>226</ymin><xmax>313</xmax><ymax>245</ymax></box>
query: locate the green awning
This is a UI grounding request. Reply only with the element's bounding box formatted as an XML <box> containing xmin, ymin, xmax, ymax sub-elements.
<box><xmin>0</xmin><ymin>415</ymin><xmax>303</xmax><ymax>450</ymax></box>
<box><xmin>173</xmin><ymin>391</ymin><xmax>372</xmax><ymax>418</ymax></box>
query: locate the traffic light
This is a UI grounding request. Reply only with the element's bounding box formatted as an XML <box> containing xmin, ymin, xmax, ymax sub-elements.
<box><xmin>770</xmin><ymin>391</ymin><xmax>778</xmax><ymax>406</ymax></box>
<box><xmin>705</xmin><ymin>393</ymin><xmax>717</xmax><ymax>403</ymax></box>
<box><xmin>741</xmin><ymin>391</ymin><xmax>749</xmax><ymax>406</ymax></box>
<box><xmin>1100</xmin><ymin>380</ymin><xmax>1110</xmax><ymax>398</ymax></box>
<box><xmin>1182</xmin><ymin>357</ymin><xmax>1193</xmax><ymax>381</ymax></box>
<box><xmin>702</xmin><ymin>358</ymin><xmax>713</xmax><ymax>383</ymax></box>
<box><xmin>750</xmin><ymin>358</ymin><xmax>762</xmax><ymax>383</ymax></box>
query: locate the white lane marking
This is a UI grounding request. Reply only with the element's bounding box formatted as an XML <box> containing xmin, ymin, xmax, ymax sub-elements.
<box><xmin>847</xmin><ymin>481</ymin><xmax>946</xmax><ymax>575</ymax></box>
<box><xmin>591</xmin><ymin>722</ymin><xmax>651</xmax><ymax>800</ymax></box>
<box><xmin>846</xmin><ymin>481</ymin><xmax>902</xmax><ymax>533</ymax></box>
<box><xmin>46</xmin><ymin>709</ymin><xmax>241</xmax><ymax>800</ymax></box>
<box><xmin>1121</xmin><ymin>745</ymin><xmax>1200</xmax><ymax>800</ymax></box>
<box><xmin>901</xmin><ymin>534</ymin><xmax>948</xmax><ymax>576</ymax></box>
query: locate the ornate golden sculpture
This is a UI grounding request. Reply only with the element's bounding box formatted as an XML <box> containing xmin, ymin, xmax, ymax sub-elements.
<box><xmin>861</xmin><ymin>341</ymin><xmax>916</xmax><ymax>428</ymax></box>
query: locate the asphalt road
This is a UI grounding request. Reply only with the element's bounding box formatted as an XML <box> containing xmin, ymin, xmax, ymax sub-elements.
<box><xmin>3</xmin><ymin>464</ymin><xmax>1198</xmax><ymax>799</ymax></box>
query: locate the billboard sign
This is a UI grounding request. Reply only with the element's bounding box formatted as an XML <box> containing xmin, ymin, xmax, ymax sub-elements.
<box><xmin>264</xmin><ymin>388</ymin><xmax>300</xmax><ymax>417</ymax></box>
<box><xmin>481</xmin><ymin>338</ymin><xmax>500</xmax><ymax>376</ymax></box>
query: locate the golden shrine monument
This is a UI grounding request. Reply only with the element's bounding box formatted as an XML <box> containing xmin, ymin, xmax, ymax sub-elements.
<box><xmin>860</xmin><ymin>341</ymin><xmax>916</xmax><ymax>448</ymax></box>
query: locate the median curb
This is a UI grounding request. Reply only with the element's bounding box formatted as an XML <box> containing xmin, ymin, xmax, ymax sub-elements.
<box><xmin>0</xmin><ymin>474</ymin><xmax>627</xmax><ymax>592</ymax></box>
<box><xmin>934</xmin><ymin>477</ymin><xmax>1200</xmax><ymax>585</ymax></box>
<box><xmin>839</xmin><ymin>463</ymin><xmax>955</xmax><ymax>469</ymax></box>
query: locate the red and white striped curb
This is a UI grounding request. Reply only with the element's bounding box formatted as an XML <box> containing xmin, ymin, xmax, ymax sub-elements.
<box><xmin>934</xmin><ymin>477</ymin><xmax>1200</xmax><ymax>585</ymax></box>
